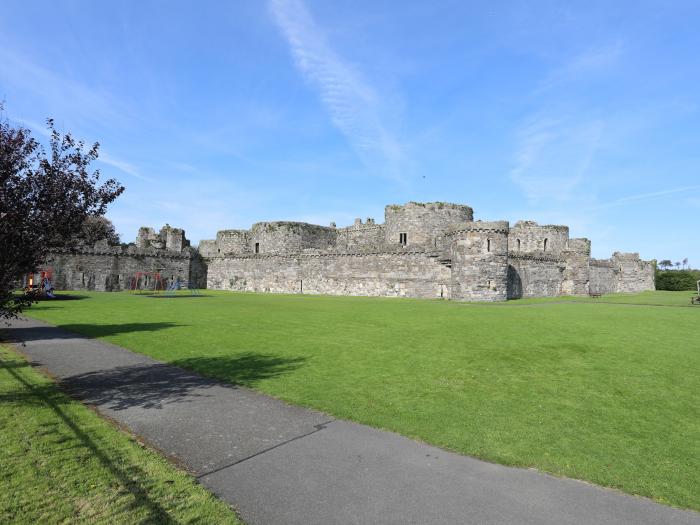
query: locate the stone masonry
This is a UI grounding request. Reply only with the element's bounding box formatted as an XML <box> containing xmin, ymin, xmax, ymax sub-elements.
<box><xmin>41</xmin><ymin>202</ymin><xmax>655</xmax><ymax>301</ymax></box>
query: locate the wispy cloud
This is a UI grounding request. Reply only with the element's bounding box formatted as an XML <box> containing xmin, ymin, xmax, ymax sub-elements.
<box><xmin>10</xmin><ymin>116</ymin><xmax>150</xmax><ymax>182</ymax></box>
<box><xmin>593</xmin><ymin>184</ymin><xmax>700</xmax><ymax>210</ymax></box>
<box><xmin>536</xmin><ymin>41</ymin><xmax>625</xmax><ymax>93</ymax></box>
<box><xmin>509</xmin><ymin>115</ymin><xmax>604</xmax><ymax>203</ymax></box>
<box><xmin>0</xmin><ymin>48</ymin><xmax>131</xmax><ymax>127</ymax></box>
<box><xmin>269</xmin><ymin>0</ymin><xmax>403</xmax><ymax>180</ymax></box>
<box><xmin>98</xmin><ymin>152</ymin><xmax>153</xmax><ymax>182</ymax></box>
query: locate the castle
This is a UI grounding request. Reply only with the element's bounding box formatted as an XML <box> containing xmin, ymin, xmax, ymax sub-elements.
<box><xmin>42</xmin><ymin>202</ymin><xmax>655</xmax><ymax>301</ymax></box>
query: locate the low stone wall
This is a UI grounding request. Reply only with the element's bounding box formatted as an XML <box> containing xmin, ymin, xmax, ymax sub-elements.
<box><xmin>206</xmin><ymin>251</ymin><xmax>452</xmax><ymax>299</ymax></box>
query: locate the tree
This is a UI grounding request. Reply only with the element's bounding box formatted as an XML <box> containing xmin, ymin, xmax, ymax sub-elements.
<box><xmin>682</xmin><ymin>257</ymin><xmax>688</xmax><ymax>269</ymax></box>
<box><xmin>658</xmin><ymin>260</ymin><xmax>673</xmax><ymax>271</ymax></box>
<box><xmin>675</xmin><ymin>262</ymin><xmax>681</xmax><ymax>270</ymax></box>
<box><xmin>0</xmin><ymin>109</ymin><xmax>124</xmax><ymax>318</ymax></box>
<box><xmin>74</xmin><ymin>215</ymin><xmax>120</xmax><ymax>246</ymax></box>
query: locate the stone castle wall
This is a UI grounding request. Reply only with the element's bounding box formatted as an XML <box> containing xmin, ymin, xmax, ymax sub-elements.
<box><xmin>40</xmin><ymin>201</ymin><xmax>655</xmax><ymax>301</ymax></box>
<box><xmin>38</xmin><ymin>225</ymin><xmax>203</xmax><ymax>292</ymax></box>
<box><xmin>206</xmin><ymin>251</ymin><xmax>451</xmax><ymax>299</ymax></box>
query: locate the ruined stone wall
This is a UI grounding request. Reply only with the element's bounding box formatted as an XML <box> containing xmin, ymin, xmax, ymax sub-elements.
<box><xmin>206</xmin><ymin>251</ymin><xmax>452</xmax><ymax>299</ymax></box>
<box><xmin>335</xmin><ymin>221</ymin><xmax>385</xmax><ymax>252</ymax></box>
<box><xmin>509</xmin><ymin>222</ymin><xmax>570</xmax><ymax>254</ymax></box>
<box><xmin>589</xmin><ymin>260</ymin><xmax>617</xmax><ymax>295</ymax></box>
<box><xmin>215</xmin><ymin>230</ymin><xmax>249</xmax><ymax>255</ymax></box>
<box><xmin>46</xmin><ymin>246</ymin><xmax>192</xmax><ymax>292</ymax></box>
<box><xmin>612</xmin><ymin>252</ymin><xmax>655</xmax><ymax>293</ymax></box>
<box><xmin>507</xmin><ymin>254</ymin><xmax>565</xmax><ymax>299</ymax></box>
<box><xmin>198</xmin><ymin>239</ymin><xmax>219</xmax><ymax>258</ymax></box>
<box><xmin>384</xmin><ymin>202</ymin><xmax>473</xmax><ymax>250</ymax></box>
<box><xmin>561</xmin><ymin>238</ymin><xmax>591</xmax><ymax>295</ymax></box>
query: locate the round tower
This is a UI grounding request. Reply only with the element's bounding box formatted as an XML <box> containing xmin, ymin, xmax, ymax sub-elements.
<box><xmin>384</xmin><ymin>202</ymin><xmax>474</xmax><ymax>249</ymax></box>
<box><xmin>446</xmin><ymin>221</ymin><xmax>509</xmax><ymax>301</ymax></box>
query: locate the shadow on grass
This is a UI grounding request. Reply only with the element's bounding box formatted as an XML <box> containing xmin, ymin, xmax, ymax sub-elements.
<box><xmin>0</xmin><ymin>358</ymin><xmax>179</xmax><ymax>523</ymax></box>
<box><xmin>61</xmin><ymin>354</ymin><xmax>306</xmax><ymax>411</ymax></box>
<box><xmin>3</xmin><ymin>322</ymin><xmax>183</xmax><ymax>343</ymax></box>
<box><xmin>32</xmin><ymin>294</ymin><xmax>91</xmax><ymax>301</ymax></box>
<box><xmin>144</xmin><ymin>295</ymin><xmax>211</xmax><ymax>299</ymax></box>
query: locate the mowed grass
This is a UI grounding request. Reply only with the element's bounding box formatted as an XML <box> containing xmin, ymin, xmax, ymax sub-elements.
<box><xmin>24</xmin><ymin>290</ymin><xmax>700</xmax><ymax>510</ymax></box>
<box><xmin>0</xmin><ymin>345</ymin><xmax>241</xmax><ymax>524</ymax></box>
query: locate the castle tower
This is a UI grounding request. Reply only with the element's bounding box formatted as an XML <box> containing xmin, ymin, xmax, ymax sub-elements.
<box><xmin>384</xmin><ymin>202</ymin><xmax>473</xmax><ymax>250</ymax></box>
<box><xmin>447</xmin><ymin>221</ymin><xmax>509</xmax><ymax>301</ymax></box>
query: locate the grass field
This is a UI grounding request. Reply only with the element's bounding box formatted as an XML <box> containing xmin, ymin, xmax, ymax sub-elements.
<box><xmin>21</xmin><ymin>290</ymin><xmax>700</xmax><ymax>511</ymax></box>
<box><xmin>0</xmin><ymin>345</ymin><xmax>241</xmax><ymax>524</ymax></box>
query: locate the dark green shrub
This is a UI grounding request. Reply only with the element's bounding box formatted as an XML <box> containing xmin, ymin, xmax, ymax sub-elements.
<box><xmin>655</xmin><ymin>270</ymin><xmax>700</xmax><ymax>291</ymax></box>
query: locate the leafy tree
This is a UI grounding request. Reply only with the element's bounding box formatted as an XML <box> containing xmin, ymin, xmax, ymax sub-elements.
<box><xmin>675</xmin><ymin>262</ymin><xmax>681</xmax><ymax>270</ymax></box>
<box><xmin>658</xmin><ymin>259</ymin><xmax>673</xmax><ymax>270</ymax></box>
<box><xmin>0</xmin><ymin>109</ymin><xmax>124</xmax><ymax>318</ymax></box>
<box><xmin>74</xmin><ymin>215</ymin><xmax>120</xmax><ymax>246</ymax></box>
<box><xmin>682</xmin><ymin>257</ymin><xmax>688</xmax><ymax>269</ymax></box>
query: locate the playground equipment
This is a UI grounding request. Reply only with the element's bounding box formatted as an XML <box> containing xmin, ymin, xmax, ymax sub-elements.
<box><xmin>24</xmin><ymin>268</ymin><xmax>55</xmax><ymax>298</ymax></box>
<box><xmin>164</xmin><ymin>278</ymin><xmax>200</xmax><ymax>296</ymax></box>
<box><xmin>129</xmin><ymin>271</ymin><xmax>165</xmax><ymax>294</ymax></box>
<box><xmin>692</xmin><ymin>280</ymin><xmax>700</xmax><ymax>305</ymax></box>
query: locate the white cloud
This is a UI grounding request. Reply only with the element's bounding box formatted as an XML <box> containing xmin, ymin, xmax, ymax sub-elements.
<box><xmin>9</xmin><ymin>116</ymin><xmax>150</xmax><ymax>182</ymax></box>
<box><xmin>536</xmin><ymin>41</ymin><xmax>625</xmax><ymax>93</ymax></box>
<box><xmin>0</xmin><ymin>48</ymin><xmax>131</xmax><ymax>127</ymax></box>
<box><xmin>509</xmin><ymin>115</ymin><xmax>604</xmax><ymax>203</ymax></box>
<box><xmin>594</xmin><ymin>185</ymin><xmax>700</xmax><ymax>210</ymax></box>
<box><xmin>98</xmin><ymin>152</ymin><xmax>153</xmax><ymax>182</ymax></box>
<box><xmin>269</xmin><ymin>0</ymin><xmax>403</xmax><ymax>180</ymax></box>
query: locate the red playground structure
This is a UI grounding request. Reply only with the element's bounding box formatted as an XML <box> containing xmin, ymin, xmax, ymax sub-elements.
<box><xmin>129</xmin><ymin>271</ymin><xmax>165</xmax><ymax>294</ymax></box>
<box><xmin>24</xmin><ymin>268</ymin><xmax>56</xmax><ymax>298</ymax></box>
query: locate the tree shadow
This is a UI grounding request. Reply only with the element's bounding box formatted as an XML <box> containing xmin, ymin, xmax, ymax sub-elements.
<box><xmin>144</xmin><ymin>295</ymin><xmax>211</xmax><ymax>299</ymax></box>
<box><xmin>3</xmin><ymin>322</ymin><xmax>182</xmax><ymax>342</ymax></box>
<box><xmin>62</xmin><ymin>353</ymin><xmax>306</xmax><ymax>411</ymax></box>
<box><xmin>30</xmin><ymin>294</ymin><xmax>91</xmax><ymax>301</ymax></box>
<box><xmin>0</xmin><ymin>357</ymin><xmax>179</xmax><ymax>523</ymax></box>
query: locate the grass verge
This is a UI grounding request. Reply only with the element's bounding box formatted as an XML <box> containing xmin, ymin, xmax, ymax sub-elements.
<box><xmin>0</xmin><ymin>344</ymin><xmax>241</xmax><ymax>524</ymax></box>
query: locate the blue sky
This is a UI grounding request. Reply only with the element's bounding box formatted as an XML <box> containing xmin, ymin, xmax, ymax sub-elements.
<box><xmin>2</xmin><ymin>1</ymin><xmax>699</xmax><ymax>264</ymax></box>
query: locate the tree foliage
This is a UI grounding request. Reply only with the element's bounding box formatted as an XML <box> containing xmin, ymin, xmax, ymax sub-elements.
<box><xmin>75</xmin><ymin>215</ymin><xmax>120</xmax><ymax>246</ymax></box>
<box><xmin>0</xmin><ymin>109</ymin><xmax>124</xmax><ymax>318</ymax></box>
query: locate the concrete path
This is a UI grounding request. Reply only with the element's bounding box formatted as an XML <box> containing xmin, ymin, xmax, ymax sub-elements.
<box><xmin>4</xmin><ymin>317</ymin><xmax>699</xmax><ymax>525</ymax></box>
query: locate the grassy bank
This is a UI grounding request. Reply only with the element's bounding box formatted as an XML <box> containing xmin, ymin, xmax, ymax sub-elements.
<box><xmin>0</xmin><ymin>345</ymin><xmax>241</xmax><ymax>524</ymax></box>
<box><xmin>23</xmin><ymin>290</ymin><xmax>700</xmax><ymax>510</ymax></box>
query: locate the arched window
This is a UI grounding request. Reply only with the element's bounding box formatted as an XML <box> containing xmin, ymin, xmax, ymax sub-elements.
<box><xmin>543</xmin><ymin>238</ymin><xmax>548</xmax><ymax>251</ymax></box>
<box><xmin>517</xmin><ymin>239</ymin><xmax>521</xmax><ymax>251</ymax></box>
<box><xmin>487</xmin><ymin>239</ymin><xmax>491</xmax><ymax>252</ymax></box>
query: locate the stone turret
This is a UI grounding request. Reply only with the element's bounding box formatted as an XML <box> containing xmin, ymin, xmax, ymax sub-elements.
<box><xmin>447</xmin><ymin>221</ymin><xmax>509</xmax><ymax>301</ymax></box>
<box><xmin>384</xmin><ymin>202</ymin><xmax>473</xmax><ymax>249</ymax></box>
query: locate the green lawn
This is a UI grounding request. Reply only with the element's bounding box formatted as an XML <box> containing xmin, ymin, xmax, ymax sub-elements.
<box><xmin>0</xmin><ymin>345</ymin><xmax>241</xmax><ymax>524</ymax></box>
<box><xmin>22</xmin><ymin>290</ymin><xmax>700</xmax><ymax>511</ymax></box>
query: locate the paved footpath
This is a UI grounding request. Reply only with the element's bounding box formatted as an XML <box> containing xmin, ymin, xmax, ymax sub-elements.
<box><xmin>5</xmin><ymin>317</ymin><xmax>699</xmax><ymax>525</ymax></box>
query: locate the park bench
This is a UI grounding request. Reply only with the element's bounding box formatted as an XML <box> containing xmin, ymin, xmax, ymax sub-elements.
<box><xmin>589</xmin><ymin>292</ymin><xmax>603</xmax><ymax>299</ymax></box>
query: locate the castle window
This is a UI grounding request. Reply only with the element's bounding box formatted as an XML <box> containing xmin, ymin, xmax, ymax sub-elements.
<box><xmin>255</xmin><ymin>242</ymin><xmax>260</xmax><ymax>254</ymax></box>
<box><xmin>543</xmin><ymin>238</ymin><xmax>548</xmax><ymax>251</ymax></box>
<box><xmin>399</xmin><ymin>233</ymin><xmax>407</xmax><ymax>246</ymax></box>
<box><xmin>487</xmin><ymin>239</ymin><xmax>491</xmax><ymax>252</ymax></box>
<box><xmin>517</xmin><ymin>239</ymin><xmax>521</xmax><ymax>251</ymax></box>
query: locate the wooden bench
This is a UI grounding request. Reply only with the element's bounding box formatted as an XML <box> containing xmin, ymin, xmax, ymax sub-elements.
<box><xmin>589</xmin><ymin>292</ymin><xmax>603</xmax><ymax>299</ymax></box>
